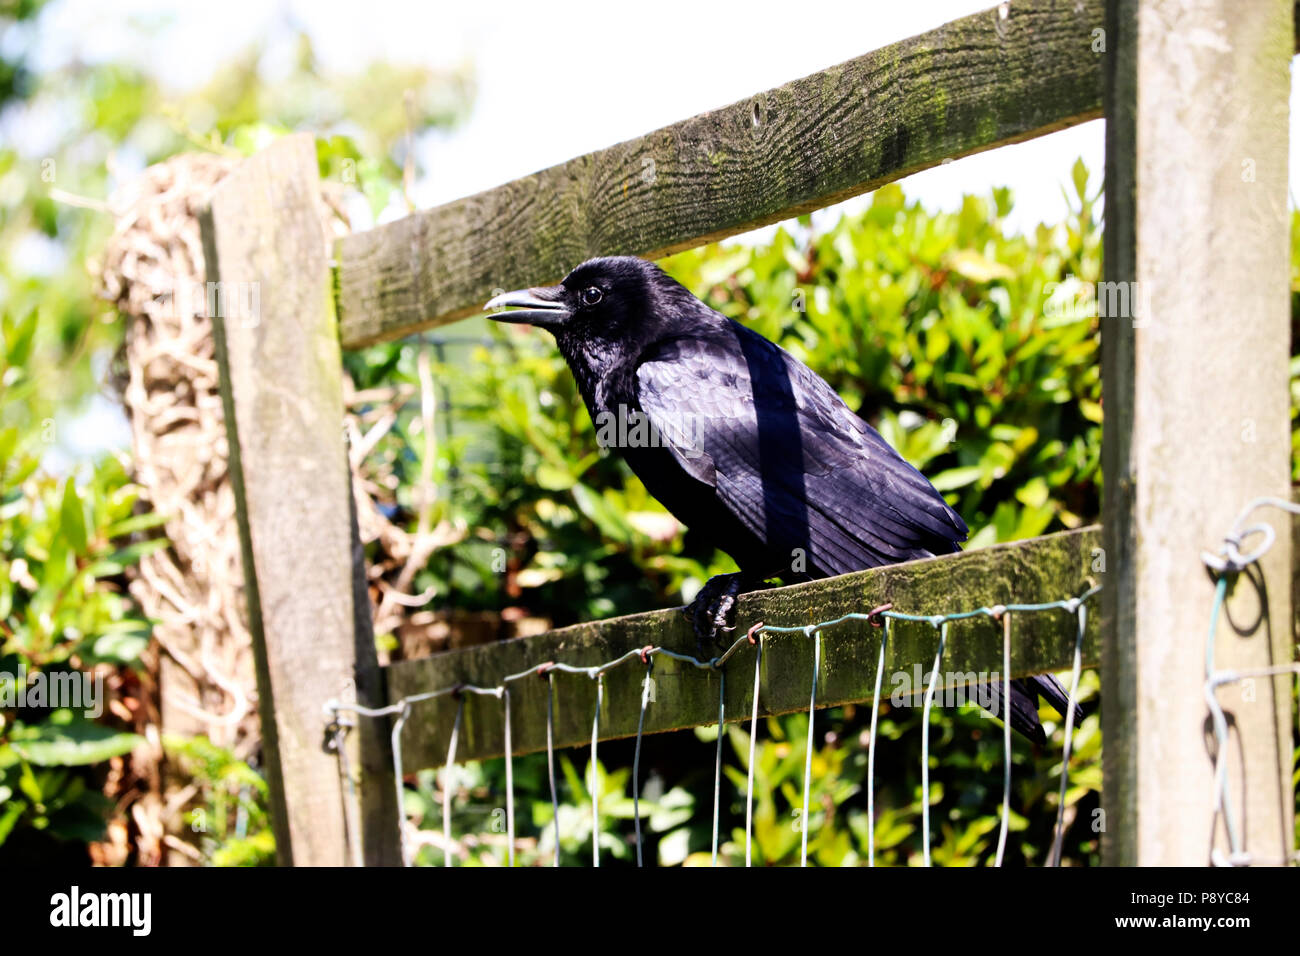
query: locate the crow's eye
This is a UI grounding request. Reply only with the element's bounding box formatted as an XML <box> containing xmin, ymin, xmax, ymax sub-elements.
<box><xmin>582</xmin><ymin>286</ymin><xmax>603</xmax><ymax>306</ymax></box>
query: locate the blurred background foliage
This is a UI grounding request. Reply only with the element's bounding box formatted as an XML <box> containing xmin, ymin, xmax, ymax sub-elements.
<box><xmin>0</xmin><ymin>0</ymin><xmax>1294</xmax><ymax>865</ymax></box>
<box><xmin>0</xmin><ymin>317</ymin><xmax>153</xmax><ymax>859</ymax></box>
<box><xmin>0</xmin><ymin>0</ymin><xmax>473</xmax><ymax>864</ymax></box>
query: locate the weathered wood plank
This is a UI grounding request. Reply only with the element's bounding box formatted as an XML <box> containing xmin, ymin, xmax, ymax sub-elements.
<box><xmin>1101</xmin><ymin>0</ymin><xmax>1294</xmax><ymax>866</ymax></box>
<box><xmin>202</xmin><ymin>134</ymin><xmax>400</xmax><ymax>866</ymax></box>
<box><xmin>387</xmin><ymin>527</ymin><xmax>1100</xmax><ymax>769</ymax></box>
<box><xmin>336</xmin><ymin>0</ymin><xmax>1106</xmax><ymax>348</ymax></box>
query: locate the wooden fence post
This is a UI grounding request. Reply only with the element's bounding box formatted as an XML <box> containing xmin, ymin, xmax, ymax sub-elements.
<box><xmin>201</xmin><ymin>133</ymin><xmax>400</xmax><ymax>865</ymax></box>
<box><xmin>1102</xmin><ymin>0</ymin><xmax>1295</xmax><ymax>864</ymax></box>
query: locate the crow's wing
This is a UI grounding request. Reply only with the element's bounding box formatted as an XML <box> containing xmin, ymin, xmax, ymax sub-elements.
<box><xmin>633</xmin><ymin>321</ymin><xmax>967</xmax><ymax>575</ymax></box>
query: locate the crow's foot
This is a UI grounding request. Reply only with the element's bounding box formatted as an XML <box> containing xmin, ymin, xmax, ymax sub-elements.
<box><xmin>682</xmin><ymin>572</ymin><xmax>753</xmax><ymax>658</ymax></box>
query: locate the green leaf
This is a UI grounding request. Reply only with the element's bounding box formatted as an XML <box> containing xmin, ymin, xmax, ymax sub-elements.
<box><xmin>59</xmin><ymin>478</ymin><xmax>87</xmax><ymax>554</ymax></box>
<box><xmin>45</xmin><ymin>799</ymin><xmax>110</xmax><ymax>844</ymax></box>
<box><xmin>105</xmin><ymin>512</ymin><xmax>168</xmax><ymax>538</ymax></box>
<box><xmin>88</xmin><ymin>630</ymin><xmax>149</xmax><ymax>664</ymax></box>
<box><xmin>1015</xmin><ymin>477</ymin><xmax>1050</xmax><ymax>509</ymax></box>
<box><xmin>212</xmin><ymin>829</ymin><xmax>276</xmax><ymax>867</ymax></box>
<box><xmin>33</xmin><ymin>196</ymin><xmax>58</xmax><ymax>237</ymax></box>
<box><xmin>947</xmin><ymin>250</ymin><xmax>1014</xmax><ymax>284</ymax></box>
<box><xmin>12</xmin><ymin>717</ymin><xmax>144</xmax><ymax>767</ymax></box>
<box><xmin>571</xmin><ymin>484</ymin><xmax>632</xmax><ymax>543</ymax></box>
<box><xmin>0</xmin><ymin>801</ymin><xmax>24</xmax><ymax>846</ymax></box>
<box><xmin>0</xmin><ymin>426</ymin><xmax>18</xmax><ymax>469</ymax></box>
<box><xmin>929</xmin><ymin>465</ymin><xmax>984</xmax><ymax>492</ymax></box>
<box><xmin>18</xmin><ymin>760</ymin><xmax>42</xmax><ymax>803</ymax></box>
<box><xmin>101</xmin><ymin>538</ymin><xmax>169</xmax><ymax>569</ymax></box>
<box><xmin>535</xmin><ymin>463</ymin><xmax>575</xmax><ymax>491</ymax></box>
<box><xmin>2</xmin><ymin>311</ymin><xmax>38</xmax><ymax>368</ymax></box>
<box><xmin>1072</xmin><ymin>157</ymin><xmax>1089</xmax><ymax>201</ymax></box>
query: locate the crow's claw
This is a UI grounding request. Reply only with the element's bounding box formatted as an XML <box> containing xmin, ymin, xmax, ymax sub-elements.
<box><xmin>683</xmin><ymin>572</ymin><xmax>749</xmax><ymax>658</ymax></box>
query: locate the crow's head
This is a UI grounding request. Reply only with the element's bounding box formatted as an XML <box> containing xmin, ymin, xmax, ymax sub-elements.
<box><xmin>485</xmin><ymin>256</ymin><xmax>706</xmax><ymax>350</ymax></box>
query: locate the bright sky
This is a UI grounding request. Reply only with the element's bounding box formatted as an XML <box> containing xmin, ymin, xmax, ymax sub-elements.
<box><xmin>29</xmin><ymin>0</ymin><xmax>1116</xmax><ymax>233</ymax></box>
<box><xmin>30</xmin><ymin>0</ymin><xmax>1300</xmax><ymax>224</ymax></box>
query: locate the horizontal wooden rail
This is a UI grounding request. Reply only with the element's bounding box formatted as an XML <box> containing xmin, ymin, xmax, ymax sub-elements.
<box><xmin>386</xmin><ymin>526</ymin><xmax>1100</xmax><ymax>768</ymax></box>
<box><xmin>336</xmin><ymin>0</ymin><xmax>1106</xmax><ymax>348</ymax></box>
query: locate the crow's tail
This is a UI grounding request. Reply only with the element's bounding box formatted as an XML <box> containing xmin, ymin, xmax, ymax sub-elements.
<box><xmin>985</xmin><ymin>675</ymin><xmax>1083</xmax><ymax>745</ymax></box>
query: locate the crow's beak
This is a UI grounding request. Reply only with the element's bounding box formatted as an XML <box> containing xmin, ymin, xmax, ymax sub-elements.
<box><xmin>484</xmin><ymin>285</ymin><xmax>572</xmax><ymax>328</ymax></box>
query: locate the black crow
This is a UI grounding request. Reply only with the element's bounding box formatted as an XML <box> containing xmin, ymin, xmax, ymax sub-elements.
<box><xmin>486</xmin><ymin>255</ymin><xmax>1079</xmax><ymax>744</ymax></box>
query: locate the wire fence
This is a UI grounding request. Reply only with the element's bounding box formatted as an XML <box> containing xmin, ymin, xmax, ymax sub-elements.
<box><xmin>328</xmin><ymin>583</ymin><xmax>1101</xmax><ymax>867</ymax></box>
<box><xmin>1200</xmin><ymin>496</ymin><xmax>1300</xmax><ymax>868</ymax></box>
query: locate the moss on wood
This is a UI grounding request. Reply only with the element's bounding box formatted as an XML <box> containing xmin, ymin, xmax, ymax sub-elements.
<box><xmin>387</xmin><ymin>527</ymin><xmax>1101</xmax><ymax>767</ymax></box>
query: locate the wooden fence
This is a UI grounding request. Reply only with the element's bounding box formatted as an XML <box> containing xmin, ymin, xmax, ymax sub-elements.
<box><xmin>200</xmin><ymin>0</ymin><xmax>1297</xmax><ymax>865</ymax></box>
